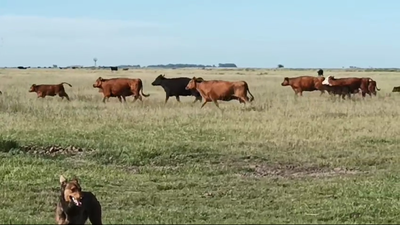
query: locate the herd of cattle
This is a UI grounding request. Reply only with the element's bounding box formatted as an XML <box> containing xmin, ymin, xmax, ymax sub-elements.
<box><xmin>3</xmin><ymin>71</ymin><xmax>397</xmax><ymax>109</ymax></box>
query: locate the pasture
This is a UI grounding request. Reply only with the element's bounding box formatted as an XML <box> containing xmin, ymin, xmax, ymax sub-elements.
<box><xmin>1</xmin><ymin>68</ymin><xmax>400</xmax><ymax>223</ymax></box>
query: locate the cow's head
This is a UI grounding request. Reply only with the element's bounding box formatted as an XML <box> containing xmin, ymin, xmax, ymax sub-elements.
<box><xmin>151</xmin><ymin>74</ymin><xmax>166</xmax><ymax>86</ymax></box>
<box><xmin>93</xmin><ymin>77</ymin><xmax>104</xmax><ymax>88</ymax></box>
<box><xmin>322</xmin><ymin>76</ymin><xmax>334</xmax><ymax>86</ymax></box>
<box><xmin>185</xmin><ymin>77</ymin><xmax>204</xmax><ymax>90</ymax></box>
<box><xmin>29</xmin><ymin>84</ymin><xmax>37</xmax><ymax>92</ymax></box>
<box><xmin>281</xmin><ymin>77</ymin><xmax>290</xmax><ymax>86</ymax></box>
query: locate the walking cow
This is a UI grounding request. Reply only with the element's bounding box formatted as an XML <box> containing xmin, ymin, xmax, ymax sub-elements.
<box><xmin>151</xmin><ymin>74</ymin><xmax>202</xmax><ymax>104</ymax></box>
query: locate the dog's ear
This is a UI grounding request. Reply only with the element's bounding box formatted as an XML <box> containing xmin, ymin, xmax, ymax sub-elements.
<box><xmin>60</xmin><ymin>175</ymin><xmax>67</xmax><ymax>184</ymax></box>
<box><xmin>70</xmin><ymin>176</ymin><xmax>79</xmax><ymax>185</ymax></box>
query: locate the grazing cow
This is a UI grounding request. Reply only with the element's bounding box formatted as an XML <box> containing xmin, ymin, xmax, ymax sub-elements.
<box><xmin>110</xmin><ymin>66</ymin><xmax>118</xmax><ymax>72</ymax></box>
<box><xmin>151</xmin><ymin>74</ymin><xmax>202</xmax><ymax>104</ymax></box>
<box><xmin>317</xmin><ymin>69</ymin><xmax>324</xmax><ymax>76</ymax></box>
<box><xmin>392</xmin><ymin>86</ymin><xmax>400</xmax><ymax>92</ymax></box>
<box><xmin>367</xmin><ymin>79</ymin><xmax>380</xmax><ymax>96</ymax></box>
<box><xmin>29</xmin><ymin>82</ymin><xmax>72</xmax><ymax>100</ymax></box>
<box><xmin>281</xmin><ymin>76</ymin><xmax>326</xmax><ymax>96</ymax></box>
<box><xmin>93</xmin><ymin>77</ymin><xmax>149</xmax><ymax>103</ymax></box>
<box><xmin>185</xmin><ymin>77</ymin><xmax>254</xmax><ymax>109</ymax></box>
<box><xmin>322</xmin><ymin>76</ymin><xmax>370</xmax><ymax>98</ymax></box>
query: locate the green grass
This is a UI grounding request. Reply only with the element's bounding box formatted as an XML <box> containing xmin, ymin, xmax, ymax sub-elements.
<box><xmin>1</xmin><ymin>68</ymin><xmax>400</xmax><ymax>223</ymax></box>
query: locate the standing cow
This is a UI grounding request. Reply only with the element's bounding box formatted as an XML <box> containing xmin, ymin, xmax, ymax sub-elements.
<box><xmin>185</xmin><ymin>77</ymin><xmax>254</xmax><ymax>109</ymax></box>
<box><xmin>151</xmin><ymin>74</ymin><xmax>202</xmax><ymax>104</ymax></box>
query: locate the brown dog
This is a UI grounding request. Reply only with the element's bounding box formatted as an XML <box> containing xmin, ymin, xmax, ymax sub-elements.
<box><xmin>29</xmin><ymin>82</ymin><xmax>72</xmax><ymax>100</ymax></box>
<box><xmin>56</xmin><ymin>175</ymin><xmax>102</xmax><ymax>225</ymax></box>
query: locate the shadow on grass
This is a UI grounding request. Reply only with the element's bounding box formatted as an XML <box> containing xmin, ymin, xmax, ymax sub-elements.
<box><xmin>0</xmin><ymin>139</ymin><xmax>19</xmax><ymax>152</ymax></box>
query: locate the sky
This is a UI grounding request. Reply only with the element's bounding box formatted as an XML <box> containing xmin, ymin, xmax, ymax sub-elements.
<box><xmin>0</xmin><ymin>0</ymin><xmax>399</xmax><ymax>68</ymax></box>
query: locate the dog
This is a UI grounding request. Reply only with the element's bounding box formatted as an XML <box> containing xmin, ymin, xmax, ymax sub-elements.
<box><xmin>55</xmin><ymin>175</ymin><xmax>102</xmax><ymax>225</ymax></box>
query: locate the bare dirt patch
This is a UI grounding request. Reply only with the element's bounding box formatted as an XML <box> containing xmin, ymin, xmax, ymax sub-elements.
<box><xmin>240</xmin><ymin>163</ymin><xmax>365</xmax><ymax>179</ymax></box>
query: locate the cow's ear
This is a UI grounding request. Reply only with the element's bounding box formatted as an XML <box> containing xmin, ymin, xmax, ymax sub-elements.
<box><xmin>284</xmin><ymin>77</ymin><xmax>289</xmax><ymax>81</ymax></box>
<box><xmin>32</xmin><ymin>84</ymin><xmax>36</xmax><ymax>86</ymax></box>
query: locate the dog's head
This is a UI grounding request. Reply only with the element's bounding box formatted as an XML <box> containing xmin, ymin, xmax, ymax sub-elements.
<box><xmin>59</xmin><ymin>175</ymin><xmax>83</xmax><ymax>207</ymax></box>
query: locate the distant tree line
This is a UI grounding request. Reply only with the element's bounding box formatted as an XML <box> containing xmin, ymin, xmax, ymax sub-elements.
<box><xmin>147</xmin><ymin>63</ymin><xmax>237</xmax><ymax>68</ymax></box>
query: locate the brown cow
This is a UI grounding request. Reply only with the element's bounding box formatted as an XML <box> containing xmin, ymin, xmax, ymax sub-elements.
<box><xmin>322</xmin><ymin>76</ymin><xmax>370</xmax><ymax>98</ymax></box>
<box><xmin>185</xmin><ymin>77</ymin><xmax>254</xmax><ymax>109</ymax></box>
<box><xmin>281</xmin><ymin>76</ymin><xmax>326</xmax><ymax>96</ymax></box>
<box><xmin>92</xmin><ymin>77</ymin><xmax>149</xmax><ymax>103</ymax></box>
<box><xmin>29</xmin><ymin>82</ymin><xmax>72</xmax><ymax>100</ymax></box>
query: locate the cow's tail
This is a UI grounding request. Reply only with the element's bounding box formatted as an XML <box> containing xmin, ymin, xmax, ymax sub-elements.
<box><xmin>60</xmin><ymin>82</ymin><xmax>72</xmax><ymax>87</ymax></box>
<box><xmin>245</xmin><ymin>82</ymin><xmax>255</xmax><ymax>102</ymax></box>
<box><xmin>139</xmin><ymin>80</ymin><xmax>150</xmax><ymax>97</ymax></box>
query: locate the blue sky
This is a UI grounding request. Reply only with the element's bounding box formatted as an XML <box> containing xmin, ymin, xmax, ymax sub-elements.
<box><xmin>0</xmin><ymin>0</ymin><xmax>399</xmax><ymax>68</ymax></box>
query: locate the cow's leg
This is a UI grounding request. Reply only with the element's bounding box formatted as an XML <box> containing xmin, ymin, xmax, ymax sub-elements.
<box><xmin>164</xmin><ymin>95</ymin><xmax>170</xmax><ymax>104</ymax></box>
<box><xmin>117</xmin><ymin>96</ymin><xmax>123</xmax><ymax>103</ymax></box>
<box><xmin>102</xmin><ymin>96</ymin><xmax>108</xmax><ymax>103</ymax></box>
<box><xmin>175</xmin><ymin>95</ymin><xmax>181</xmax><ymax>102</ymax></box>
<box><xmin>319</xmin><ymin>90</ymin><xmax>325</xmax><ymax>96</ymax></box>
<box><xmin>297</xmin><ymin>89</ymin><xmax>303</xmax><ymax>96</ymax></box>
<box><xmin>200</xmin><ymin>100</ymin><xmax>210</xmax><ymax>108</ymax></box>
<box><xmin>122</xmin><ymin>96</ymin><xmax>127</xmax><ymax>102</ymax></box>
<box><xmin>192</xmin><ymin>96</ymin><xmax>202</xmax><ymax>103</ymax></box>
<box><xmin>238</xmin><ymin>97</ymin><xmax>248</xmax><ymax>105</ymax></box>
<box><xmin>346</xmin><ymin>92</ymin><xmax>351</xmax><ymax>99</ymax></box>
<box><xmin>132</xmin><ymin>96</ymin><xmax>138</xmax><ymax>103</ymax></box>
<box><xmin>63</xmin><ymin>93</ymin><xmax>70</xmax><ymax>101</ymax></box>
<box><xmin>212</xmin><ymin>99</ymin><xmax>220</xmax><ymax>108</ymax></box>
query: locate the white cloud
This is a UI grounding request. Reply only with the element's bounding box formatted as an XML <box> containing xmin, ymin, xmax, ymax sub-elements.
<box><xmin>0</xmin><ymin>15</ymin><xmax>184</xmax><ymax>66</ymax></box>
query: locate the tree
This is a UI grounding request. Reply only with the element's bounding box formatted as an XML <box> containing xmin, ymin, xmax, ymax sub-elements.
<box><xmin>277</xmin><ymin>64</ymin><xmax>284</xmax><ymax>68</ymax></box>
<box><xmin>93</xmin><ymin>58</ymin><xmax>98</xmax><ymax>67</ymax></box>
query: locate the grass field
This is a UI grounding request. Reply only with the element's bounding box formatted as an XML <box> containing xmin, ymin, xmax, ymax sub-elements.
<box><xmin>1</xmin><ymin>68</ymin><xmax>400</xmax><ymax>224</ymax></box>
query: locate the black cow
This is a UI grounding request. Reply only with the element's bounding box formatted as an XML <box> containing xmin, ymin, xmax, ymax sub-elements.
<box><xmin>151</xmin><ymin>74</ymin><xmax>202</xmax><ymax>104</ymax></box>
<box><xmin>392</xmin><ymin>86</ymin><xmax>400</xmax><ymax>92</ymax></box>
<box><xmin>110</xmin><ymin>66</ymin><xmax>118</xmax><ymax>72</ymax></box>
<box><xmin>317</xmin><ymin>69</ymin><xmax>324</xmax><ymax>76</ymax></box>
